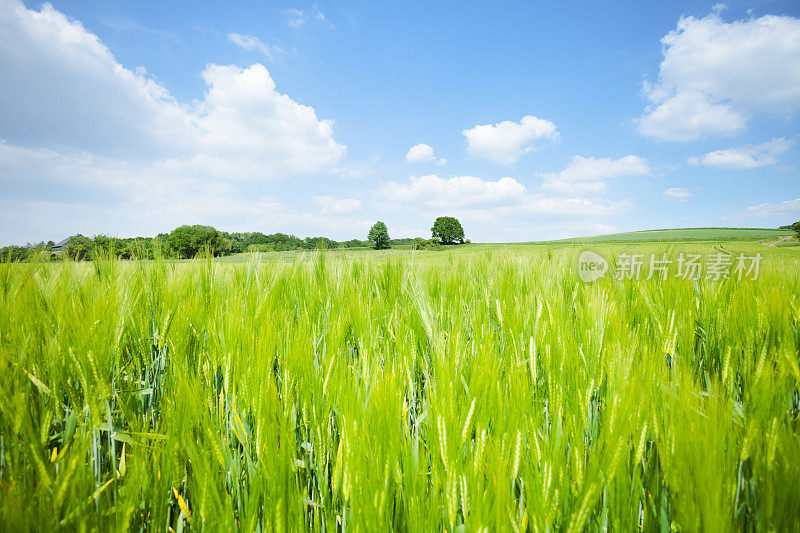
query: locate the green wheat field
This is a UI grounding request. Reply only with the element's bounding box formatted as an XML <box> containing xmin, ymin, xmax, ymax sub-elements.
<box><xmin>2</xmin><ymin>242</ymin><xmax>800</xmax><ymax>531</ymax></box>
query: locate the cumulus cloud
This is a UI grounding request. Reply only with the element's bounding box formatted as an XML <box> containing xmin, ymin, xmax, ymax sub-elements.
<box><xmin>664</xmin><ymin>187</ymin><xmax>692</xmax><ymax>201</ymax></box>
<box><xmin>228</xmin><ymin>33</ymin><xmax>283</xmax><ymax>61</ymax></box>
<box><xmin>405</xmin><ymin>143</ymin><xmax>435</xmax><ymax>162</ymax></box>
<box><xmin>376</xmin><ymin>174</ymin><xmax>627</xmax><ymax>223</ymax></box>
<box><xmin>463</xmin><ymin>115</ymin><xmax>558</xmax><ymax>165</ymax></box>
<box><xmin>405</xmin><ymin>143</ymin><xmax>446</xmax><ymax>165</ymax></box>
<box><xmin>638</xmin><ymin>11</ymin><xmax>800</xmax><ymax>141</ymax></box>
<box><xmin>0</xmin><ymin>0</ymin><xmax>190</xmax><ymax>158</ymax></box>
<box><xmin>639</xmin><ymin>92</ymin><xmax>745</xmax><ymax>142</ymax></box>
<box><xmin>0</xmin><ymin>0</ymin><xmax>349</xmax><ymax>243</ymax></box>
<box><xmin>190</xmin><ymin>63</ymin><xmax>346</xmax><ymax>178</ymax></box>
<box><xmin>312</xmin><ymin>195</ymin><xmax>362</xmax><ymax>214</ymax></box>
<box><xmin>0</xmin><ymin>0</ymin><xmax>345</xmax><ymax>173</ymax></box>
<box><xmin>687</xmin><ymin>138</ymin><xmax>793</xmax><ymax>169</ymax></box>
<box><xmin>540</xmin><ymin>155</ymin><xmax>649</xmax><ymax>195</ymax></box>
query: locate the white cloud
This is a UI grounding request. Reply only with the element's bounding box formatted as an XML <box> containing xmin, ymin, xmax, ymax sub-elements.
<box><xmin>282</xmin><ymin>7</ymin><xmax>331</xmax><ymax>30</ymax></box>
<box><xmin>312</xmin><ymin>7</ymin><xmax>332</xmax><ymax>27</ymax></box>
<box><xmin>0</xmin><ymin>0</ymin><xmax>345</xmax><ymax>176</ymax></box>
<box><xmin>687</xmin><ymin>138</ymin><xmax>793</xmax><ymax>169</ymax></box>
<box><xmin>639</xmin><ymin>11</ymin><xmax>800</xmax><ymax>141</ymax></box>
<box><xmin>0</xmin><ymin>140</ymin><xmax>285</xmax><ymax>237</ymax></box>
<box><xmin>377</xmin><ymin>174</ymin><xmax>627</xmax><ymax>223</ymax></box>
<box><xmin>190</xmin><ymin>63</ymin><xmax>346</xmax><ymax>178</ymax></box>
<box><xmin>313</xmin><ymin>195</ymin><xmax>362</xmax><ymax>214</ymax></box>
<box><xmin>0</xmin><ymin>140</ymin><xmax>373</xmax><ymax>242</ymax></box>
<box><xmin>405</xmin><ymin>143</ymin><xmax>435</xmax><ymax>162</ymax></box>
<box><xmin>733</xmin><ymin>198</ymin><xmax>800</xmax><ymax>218</ymax></box>
<box><xmin>285</xmin><ymin>8</ymin><xmax>306</xmax><ymax>29</ymax></box>
<box><xmin>381</xmin><ymin>175</ymin><xmax>526</xmax><ymax>208</ymax></box>
<box><xmin>405</xmin><ymin>143</ymin><xmax>446</xmax><ymax>165</ymax></box>
<box><xmin>639</xmin><ymin>91</ymin><xmax>745</xmax><ymax>142</ymax></box>
<box><xmin>228</xmin><ymin>33</ymin><xmax>283</xmax><ymax>61</ymax></box>
<box><xmin>0</xmin><ymin>0</ymin><xmax>191</xmax><ymax>158</ymax></box>
<box><xmin>664</xmin><ymin>187</ymin><xmax>692</xmax><ymax>201</ymax></box>
<box><xmin>540</xmin><ymin>155</ymin><xmax>649</xmax><ymax>195</ymax></box>
<box><xmin>370</xmin><ymin>159</ymin><xmax>641</xmax><ymax>242</ymax></box>
<box><xmin>463</xmin><ymin>115</ymin><xmax>558</xmax><ymax>165</ymax></box>
<box><xmin>0</xmin><ymin>0</ymin><xmax>349</xmax><ymax>243</ymax></box>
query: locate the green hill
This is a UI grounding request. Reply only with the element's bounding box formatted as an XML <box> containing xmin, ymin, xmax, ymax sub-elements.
<box><xmin>546</xmin><ymin>227</ymin><xmax>794</xmax><ymax>244</ymax></box>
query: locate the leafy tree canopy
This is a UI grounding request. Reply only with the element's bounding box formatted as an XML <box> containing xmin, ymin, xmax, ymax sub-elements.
<box><xmin>431</xmin><ymin>216</ymin><xmax>465</xmax><ymax>245</ymax></box>
<box><xmin>368</xmin><ymin>221</ymin><xmax>390</xmax><ymax>250</ymax></box>
<box><xmin>65</xmin><ymin>235</ymin><xmax>92</xmax><ymax>260</ymax></box>
<box><xmin>168</xmin><ymin>225</ymin><xmax>230</xmax><ymax>258</ymax></box>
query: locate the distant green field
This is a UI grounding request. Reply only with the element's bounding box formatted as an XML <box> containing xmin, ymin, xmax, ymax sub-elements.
<box><xmin>544</xmin><ymin>227</ymin><xmax>794</xmax><ymax>244</ymax></box>
<box><xmin>211</xmin><ymin>236</ymin><xmax>799</xmax><ymax>266</ymax></box>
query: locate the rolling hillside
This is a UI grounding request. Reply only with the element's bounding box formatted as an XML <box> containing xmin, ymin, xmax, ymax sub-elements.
<box><xmin>546</xmin><ymin>227</ymin><xmax>794</xmax><ymax>244</ymax></box>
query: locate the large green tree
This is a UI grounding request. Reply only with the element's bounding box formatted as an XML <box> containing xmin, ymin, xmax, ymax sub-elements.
<box><xmin>368</xmin><ymin>221</ymin><xmax>390</xmax><ymax>250</ymax></box>
<box><xmin>65</xmin><ymin>235</ymin><xmax>93</xmax><ymax>260</ymax></box>
<box><xmin>431</xmin><ymin>216</ymin><xmax>465</xmax><ymax>245</ymax></box>
<box><xmin>168</xmin><ymin>225</ymin><xmax>229</xmax><ymax>258</ymax></box>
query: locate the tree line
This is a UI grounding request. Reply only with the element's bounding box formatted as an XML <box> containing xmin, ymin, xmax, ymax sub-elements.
<box><xmin>0</xmin><ymin>223</ymin><xmax>447</xmax><ymax>262</ymax></box>
<box><xmin>369</xmin><ymin>216</ymin><xmax>468</xmax><ymax>250</ymax></box>
<box><xmin>779</xmin><ymin>220</ymin><xmax>800</xmax><ymax>239</ymax></box>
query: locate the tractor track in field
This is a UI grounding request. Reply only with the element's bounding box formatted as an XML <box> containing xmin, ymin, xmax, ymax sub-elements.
<box><xmin>763</xmin><ymin>236</ymin><xmax>794</xmax><ymax>247</ymax></box>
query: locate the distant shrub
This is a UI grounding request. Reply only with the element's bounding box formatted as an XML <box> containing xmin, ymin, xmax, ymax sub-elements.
<box><xmin>413</xmin><ymin>238</ymin><xmax>442</xmax><ymax>250</ymax></box>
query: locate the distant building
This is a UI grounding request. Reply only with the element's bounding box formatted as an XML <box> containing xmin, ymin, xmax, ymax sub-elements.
<box><xmin>51</xmin><ymin>235</ymin><xmax>84</xmax><ymax>254</ymax></box>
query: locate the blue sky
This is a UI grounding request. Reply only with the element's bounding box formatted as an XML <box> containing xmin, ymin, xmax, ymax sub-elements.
<box><xmin>0</xmin><ymin>0</ymin><xmax>798</xmax><ymax>244</ymax></box>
